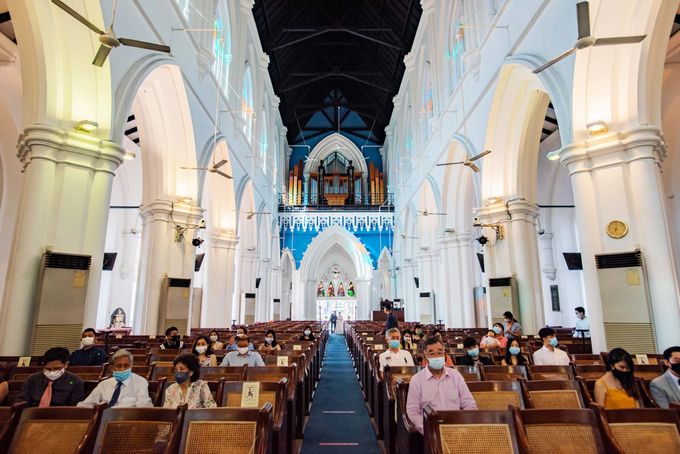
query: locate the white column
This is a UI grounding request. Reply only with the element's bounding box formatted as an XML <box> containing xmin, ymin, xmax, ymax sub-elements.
<box><xmin>439</xmin><ymin>233</ymin><xmax>476</xmax><ymax>328</ymax></box>
<box><xmin>537</xmin><ymin>233</ymin><xmax>560</xmax><ymax>325</ymax></box>
<box><xmin>0</xmin><ymin>125</ymin><xmax>124</xmax><ymax>354</ymax></box>
<box><xmin>133</xmin><ymin>199</ymin><xmax>203</xmax><ymax>335</ymax></box>
<box><xmin>400</xmin><ymin>261</ymin><xmax>418</xmax><ymax>321</ymax></box>
<box><xmin>269</xmin><ymin>266</ymin><xmax>282</xmax><ymax>320</ymax></box>
<box><xmin>355</xmin><ymin>279</ymin><xmax>373</xmax><ymax>320</ymax></box>
<box><xmin>416</xmin><ymin>250</ymin><xmax>442</xmax><ymax>323</ymax></box>
<box><xmin>477</xmin><ymin>200</ymin><xmax>544</xmax><ymax>334</ymax></box>
<box><xmin>200</xmin><ymin>231</ymin><xmax>238</xmax><ymax>328</ymax></box>
<box><xmin>560</xmin><ymin>126</ymin><xmax>680</xmax><ymax>351</ymax></box>
<box><xmin>256</xmin><ymin>259</ymin><xmax>271</xmax><ymax>321</ymax></box>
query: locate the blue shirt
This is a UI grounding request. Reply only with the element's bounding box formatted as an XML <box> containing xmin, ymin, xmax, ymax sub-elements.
<box><xmin>220</xmin><ymin>351</ymin><xmax>265</xmax><ymax>367</ymax></box>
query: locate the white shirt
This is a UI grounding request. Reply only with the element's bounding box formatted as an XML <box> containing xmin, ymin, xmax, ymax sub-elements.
<box><xmin>573</xmin><ymin>317</ymin><xmax>590</xmax><ymax>338</ymax></box>
<box><xmin>77</xmin><ymin>373</ymin><xmax>153</xmax><ymax>408</ymax></box>
<box><xmin>379</xmin><ymin>348</ymin><xmax>415</xmax><ymax>372</ymax></box>
<box><xmin>532</xmin><ymin>345</ymin><xmax>570</xmax><ymax>366</ymax></box>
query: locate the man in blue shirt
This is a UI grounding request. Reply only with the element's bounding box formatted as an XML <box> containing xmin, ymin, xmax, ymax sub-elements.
<box><xmin>383</xmin><ymin>300</ymin><xmax>398</xmax><ymax>334</ymax></box>
<box><xmin>70</xmin><ymin>328</ymin><xmax>107</xmax><ymax>366</ymax></box>
<box><xmin>220</xmin><ymin>336</ymin><xmax>265</xmax><ymax>366</ymax></box>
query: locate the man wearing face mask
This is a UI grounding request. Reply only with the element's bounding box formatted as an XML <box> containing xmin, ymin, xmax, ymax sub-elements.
<box><xmin>406</xmin><ymin>337</ymin><xmax>476</xmax><ymax>434</ymax></box>
<box><xmin>19</xmin><ymin>347</ymin><xmax>84</xmax><ymax>407</ymax></box>
<box><xmin>160</xmin><ymin>326</ymin><xmax>184</xmax><ymax>350</ymax></box>
<box><xmin>78</xmin><ymin>349</ymin><xmax>152</xmax><ymax>408</ymax></box>
<box><xmin>69</xmin><ymin>328</ymin><xmax>107</xmax><ymax>366</ymax></box>
<box><xmin>220</xmin><ymin>336</ymin><xmax>265</xmax><ymax>366</ymax></box>
<box><xmin>649</xmin><ymin>346</ymin><xmax>680</xmax><ymax>408</ymax></box>
<box><xmin>378</xmin><ymin>328</ymin><xmax>415</xmax><ymax>379</ymax></box>
<box><xmin>533</xmin><ymin>327</ymin><xmax>570</xmax><ymax>365</ymax></box>
<box><xmin>459</xmin><ymin>337</ymin><xmax>494</xmax><ymax>367</ymax></box>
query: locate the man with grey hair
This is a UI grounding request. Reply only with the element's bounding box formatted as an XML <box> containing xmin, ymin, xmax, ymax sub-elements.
<box><xmin>78</xmin><ymin>349</ymin><xmax>152</xmax><ymax>408</ymax></box>
<box><xmin>378</xmin><ymin>328</ymin><xmax>414</xmax><ymax>379</ymax></box>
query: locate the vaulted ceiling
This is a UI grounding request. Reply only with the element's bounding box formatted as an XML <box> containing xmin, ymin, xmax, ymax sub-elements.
<box><xmin>252</xmin><ymin>0</ymin><xmax>422</xmax><ymax>146</ymax></box>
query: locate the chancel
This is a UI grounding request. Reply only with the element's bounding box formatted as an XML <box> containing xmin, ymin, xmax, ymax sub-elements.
<box><xmin>0</xmin><ymin>0</ymin><xmax>679</xmax><ymax>453</ymax></box>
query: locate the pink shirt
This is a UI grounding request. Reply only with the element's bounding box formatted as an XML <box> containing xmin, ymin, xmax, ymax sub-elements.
<box><xmin>406</xmin><ymin>366</ymin><xmax>477</xmax><ymax>434</ymax></box>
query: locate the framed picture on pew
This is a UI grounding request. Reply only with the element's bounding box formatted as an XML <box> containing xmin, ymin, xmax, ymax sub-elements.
<box><xmin>241</xmin><ymin>382</ymin><xmax>260</xmax><ymax>408</ymax></box>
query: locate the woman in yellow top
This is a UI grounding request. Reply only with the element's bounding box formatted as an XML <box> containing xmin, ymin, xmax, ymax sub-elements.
<box><xmin>594</xmin><ymin>348</ymin><xmax>640</xmax><ymax>409</ymax></box>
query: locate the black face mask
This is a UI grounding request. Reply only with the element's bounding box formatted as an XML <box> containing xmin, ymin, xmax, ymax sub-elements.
<box><xmin>170</xmin><ymin>335</ymin><xmax>180</xmax><ymax>343</ymax></box>
<box><xmin>671</xmin><ymin>362</ymin><xmax>680</xmax><ymax>375</ymax></box>
<box><xmin>612</xmin><ymin>368</ymin><xmax>633</xmax><ymax>382</ymax></box>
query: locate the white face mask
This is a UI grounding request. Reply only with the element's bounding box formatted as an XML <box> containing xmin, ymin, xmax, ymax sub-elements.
<box><xmin>265</xmin><ymin>337</ymin><xmax>274</xmax><ymax>344</ymax></box>
<box><xmin>209</xmin><ymin>335</ymin><xmax>218</xmax><ymax>342</ymax></box>
<box><xmin>44</xmin><ymin>368</ymin><xmax>65</xmax><ymax>381</ymax></box>
<box><xmin>237</xmin><ymin>347</ymin><xmax>249</xmax><ymax>355</ymax></box>
<box><xmin>304</xmin><ymin>330</ymin><xmax>311</xmax><ymax>336</ymax></box>
<box><xmin>195</xmin><ymin>345</ymin><xmax>207</xmax><ymax>354</ymax></box>
<box><xmin>81</xmin><ymin>336</ymin><xmax>95</xmax><ymax>347</ymax></box>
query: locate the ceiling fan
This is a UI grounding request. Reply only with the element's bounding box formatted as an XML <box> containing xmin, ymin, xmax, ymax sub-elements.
<box><xmin>51</xmin><ymin>0</ymin><xmax>171</xmax><ymax>67</ymax></box>
<box><xmin>399</xmin><ymin>234</ymin><xmax>419</xmax><ymax>240</ymax></box>
<box><xmin>533</xmin><ymin>1</ymin><xmax>646</xmax><ymax>74</ymax></box>
<box><xmin>234</xmin><ymin>210</ymin><xmax>272</xmax><ymax>220</ymax></box>
<box><xmin>436</xmin><ymin>150</ymin><xmax>491</xmax><ymax>173</ymax></box>
<box><xmin>181</xmin><ymin>159</ymin><xmax>232</xmax><ymax>179</ymax></box>
<box><xmin>417</xmin><ymin>209</ymin><xmax>447</xmax><ymax>217</ymax></box>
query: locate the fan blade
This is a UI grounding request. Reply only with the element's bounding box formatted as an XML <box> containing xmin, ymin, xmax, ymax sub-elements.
<box><xmin>118</xmin><ymin>37</ymin><xmax>171</xmax><ymax>53</ymax></box>
<box><xmin>429</xmin><ymin>213</ymin><xmax>447</xmax><ymax>216</ymax></box>
<box><xmin>92</xmin><ymin>45</ymin><xmax>112</xmax><ymax>67</ymax></box>
<box><xmin>469</xmin><ymin>149</ymin><xmax>491</xmax><ymax>161</ymax></box>
<box><xmin>213</xmin><ymin>159</ymin><xmax>228</xmax><ymax>169</ymax></box>
<box><xmin>468</xmin><ymin>163</ymin><xmax>481</xmax><ymax>173</ymax></box>
<box><xmin>593</xmin><ymin>35</ymin><xmax>646</xmax><ymax>46</ymax></box>
<box><xmin>52</xmin><ymin>0</ymin><xmax>104</xmax><ymax>35</ymax></box>
<box><xmin>180</xmin><ymin>166</ymin><xmax>211</xmax><ymax>170</ymax></box>
<box><xmin>216</xmin><ymin>170</ymin><xmax>233</xmax><ymax>179</ymax></box>
<box><xmin>435</xmin><ymin>161</ymin><xmax>465</xmax><ymax>166</ymax></box>
<box><xmin>533</xmin><ymin>47</ymin><xmax>576</xmax><ymax>74</ymax></box>
<box><xmin>576</xmin><ymin>1</ymin><xmax>591</xmax><ymax>40</ymax></box>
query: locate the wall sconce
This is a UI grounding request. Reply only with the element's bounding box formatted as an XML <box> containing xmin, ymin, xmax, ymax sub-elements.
<box><xmin>74</xmin><ymin>120</ymin><xmax>99</xmax><ymax>133</ymax></box>
<box><xmin>123</xmin><ymin>151</ymin><xmax>136</xmax><ymax>160</ymax></box>
<box><xmin>473</xmin><ymin>220</ymin><xmax>505</xmax><ymax>241</ymax></box>
<box><xmin>587</xmin><ymin>121</ymin><xmax>608</xmax><ymax>135</ymax></box>
<box><xmin>547</xmin><ymin>150</ymin><xmax>560</xmax><ymax>161</ymax></box>
<box><xmin>487</xmin><ymin>197</ymin><xmax>500</xmax><ymax>205</ymax></box>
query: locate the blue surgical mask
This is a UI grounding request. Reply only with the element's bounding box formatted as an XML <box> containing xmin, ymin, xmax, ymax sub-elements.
<box><xmin>509</xmin><ymin>346</ymin><xmax>521</xmax><ymax>356</ymax></box>
<box><xmin>112</xmin><ymin>368</ymin><xmax>131</xmax><ymax>383</ymax></box>
<box><xmin>175</xmin><ymin>371</ymin><xmax>190</xmax><ymax>384</ymax></box>
<box><xmin>492</xmin><ymin>327</ymin><xmax>501</xmax><ymax>335</ymax></box>
<box><xmin>467</xmin><ymin>348</ymin><xmax>480</xmax><ymax>357</ymax></box>
<box><xmin>549</xmin><ymin>337</ymin><xmax>559</xmax><ymax>347</ymax></box>
<box><xmin>428</xmin><ymin>356</ymin><xmax>445</xmax><ymax>370</ymax></box>
<box><xmin>388</xmin><ymin>340</ymin><xmax>401</xmax><ymax>349</ymax></box>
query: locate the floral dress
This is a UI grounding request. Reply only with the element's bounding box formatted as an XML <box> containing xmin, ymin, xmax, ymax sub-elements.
<box><xmin>163</xmin><ymin>380</ymin><xmax>217</xmax><ymax>409</ymax></box>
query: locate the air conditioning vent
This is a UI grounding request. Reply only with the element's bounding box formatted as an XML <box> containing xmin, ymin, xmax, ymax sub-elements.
<box><xmin>168</xmin><ymin>278</ymin><xmax>191</xmax><ymax>288</ymax></box>
<box><xmin>595</xmin><ymin>251</ymin><xmax>642</xmax><ymax>269</ymax></box>
<box><xmin>44</xmin><ymin>252</ymin><xmax>91</xmax><ymax>270</ymax></box>
<box><xmin>489</xmin><ymin>277</ymin><xmax>512</xmax><ymax>287</ymax></box>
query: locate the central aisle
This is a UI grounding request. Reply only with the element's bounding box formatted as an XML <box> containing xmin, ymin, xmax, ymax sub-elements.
<box><xmin>300</xmin><ymin>333</ymin><xmax>380</xmax><ymax>454</ymax></box>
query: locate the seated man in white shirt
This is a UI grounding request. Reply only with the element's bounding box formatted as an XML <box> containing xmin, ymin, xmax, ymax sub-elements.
<box><xmin>573</xmin><ymin>306</ymin><xmax>590</xmax><ymax>338</ymax></box>
<box><xmin>379</xmin><ymin>328</ymin><xmax>415</xmax><ymax>379</ymax></box>
<box><xmin>220</xmin><ymin>336</ymin><xmax>265</xmax><ymax>367</ymax></box>
<box><xmin>78</xmin><ymin>349</ymin><xmax>152</xmax><ymax>408</ymax></box>
<box><xmin>533</xmin><ymin>327</ymin><xmax>570</xmax><ymax>366</ymax></box>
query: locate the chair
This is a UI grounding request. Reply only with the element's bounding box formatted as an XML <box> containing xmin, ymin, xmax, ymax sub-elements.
<box><xmin>521</xmin><ymin>380</ymin><xmax>587</xmax><ymax>409</ymax></box>
<box><xmin>383</xmin><ymin>366</ymin><xmax>420</xmax><ymax>454</ymax></box>
<box><xmin>570</xmin><ymin>354</ymin><xmax>605</xmax><ymax>365</ymax></box>
<box><xmin>147</xmin><ymin>378</ymin><xmax>168</xmax><ymax>407</ymax></box>
<box><xmin>481</xmin><ymin>365</ymin><xmax>527</xmax><ymax>381</ymax></box>
<box><xmin>0</xmin><ymin>381</ymin><xmax>23</xmax><ymax>406</ymax></box>
<box><xmin>199</xmin><ymin>366</ymin><xmax>246</xmax><ymax>381</ymax></box>
<box><xmin>5</xmin><ymin>405</ymin><xmax>102</xmax><ymax>454</ymax></box>
<box><xmin>528</xmin><ymin>365</ymin><xmax>575</xmax><ymax>381</ymax></box>
<box><xmin>0</xmin><ymin>402</ymin><xmax>27</xmax><ymax>452</ymax></box>
<box><xmin>512</xmin><ymin>407</ymin><xmax>608</xmax><ymax>453</ymax></box>
<box><xmin>633</xmin><ymin>364</ymin><xmax>664</xmax><ymax>381</ymax></box>
<box><xmin>103</xmin><ymin>364</ymin><xmax>152</xmax><ymax>380</ymax></box>
<box><xmin>395</xmin><ymin>380</ymin><xmax>423</xmax><ymax>454</ymax></box>
<box><xmin>423</xmin><ymin>407</ymin><xmax>522</xmax><ymax>454</ymax></box>
<box><xmin>91</xmin><ymin>406</ymin><xmax>184</xmax><ymax>454</ymax></box>
<box><xmin>574</xmin><ymin>364</ymin><xmax>607</xmax><ymax>380</ymax></box>
<box><xmin>467</xmin><ymin>381</ymin><xmax>525</xmax><ymax>410</ymax></box>
<box><xmin>593</xmin><ymin>406</ymin><xmax>680</xmax><ymax>453</ymax></box>
<box><xmin>220</xmin><ymin>379</ymin><xmax>287</xmax><ymax>454</ymax></box>
<box><xmin>177</xmin><ymin>405</ymin><xmax>272</xmax><ymax>454</ymax></box>
<box><xmin>8</xmin><ymin>367</ymin><xmax>42</xmax><ymax>381</ymax></box>
<box><xmin>150</xmin><ymin>364</ymin><xmax>176</xmax><ymax>382</ymax></box>
<box><xmin>67</xmin><ymin>366</ymin><xmax>105</xmax><ymax>381</ymax></box>
<box><xmin>449</xmin><ymin>365</ymin><xmax>481</xmax><ymax>382</ymax></box>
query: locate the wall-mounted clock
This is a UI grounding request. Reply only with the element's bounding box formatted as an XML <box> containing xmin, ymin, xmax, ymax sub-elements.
<box><xmin>606</xmin><ymin>220</ymin><xmax>628</xmax><ymax>239</ymax></box>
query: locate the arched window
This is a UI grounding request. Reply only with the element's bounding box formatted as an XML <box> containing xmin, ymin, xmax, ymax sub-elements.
<box><xmin>402</xmin><ymin>106</ymin><xmax>413</xmax><ymax>179</ymax></box>
<box><xmin>212</xmin><ymin>1</ymin><xmax>232</xmax><ymax>96</ymax></box>
<box><xmin>421</xmin><ymin>62</ymin><xmax>434</xmax><ymax>138</ymax></box>
<box><xmin>260</xmin><ymin>108</ymin><xmax>268</xmax><ymax>172</ymax></box>
<box><xmin>449</xmin><ymin>0</ymin><xmax>466</xmax><ymax>90</ymax></box>
<box><xmin>242</xmin><ymin>66</ymin><xmax>254</xmax><ymax>141</ymax></box>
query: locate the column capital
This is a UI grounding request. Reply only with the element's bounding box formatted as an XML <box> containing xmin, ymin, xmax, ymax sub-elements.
<box><xmin>476</xmin><ymin>198</ymin><xmax>538</xmax><ymax>224</ymax></box>
<box><xmin>420</xmin><ymin>0</ymin><xmax>436</xmax><ymax>15</ymax></box>
<box><xmin>438</xmin><ymin>232</ymin><xmax>472</xmax><ymax>246</ymax></box>
<box><xmin>558</xmin><ymin>125</ymin><xmax>666</xmax><ymax>174</ymax></box>
<box><xmin>139</xmin><ymin>199</ymin><xmax>205</xmax><ymax>226</ymax></box>
<box><xmin>17</xmin><ymin>124</ymin><xmax>125</xmax><ymax>175</ymax></box>
<box><xmin>240</xmin><ymin>0</ymin><xmax>255</xmax><ymax>13</ymax></box>
<box><xmin>209</xmin><ymin>230</ymin><xmax>239</xmax><ymax>249</ymax></box>
<box><xmin>403</xmin><ymin>52</ymin><xmax>416</xmax><ymax>72</ymax></box>
<box><xmin>416</xmin><ymin>250</ymin><xmax>441</xmax><ymax>261</ymax></box>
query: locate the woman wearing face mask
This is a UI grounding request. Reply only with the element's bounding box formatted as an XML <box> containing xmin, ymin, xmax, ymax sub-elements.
<box><xmin>192</xmin><ymin>335</ymin><xmax>217</xmax><ymax>366</ymax></box>
<box><xmin>163</xmin><ymin>354</ymin><xmax>216</xmax><ymax>409</ymax></box>
<box><xmin>502</xmin><ymin>311</ymin><xmax>522</xmax><ymax>340</ymax></box>
<box><xmin>208</xmin><ymin>330</ymin><xmax>224</xmax><ymax>350</ymax></box>
<box><xmin>412</xmin><ymin>324</ymin><xmax>425</xmax><ymax>341</ymax></box>
<box><xmin>492</xmin><ymin>323</ymin><xmax>507</xmax><ymax>348</ymax></box>
<box><xmin>401</xmin><ymin>330</ymin><xmax>415</xmax><ymax>350</ymax></box>
<box><xmin>501</xmin><ymin>339</ymin><xmax>529</xmax><ymax>366</ymax></box>
<box><xmin>480</xmin><ymin>329</ymin><xmax>501</xmax><ymax>349</ymax></box>
<box><xmin>594</xmin><ymin>348</ymin><xmax>640</xmax><ymax>409</ymax></box>
<box><xmin>299</xmin><ymin>325</ymin><xmax>316</xmax><ymax>341</ymax></box>
<box><xmin>259</xmin><ymin>329</ymin><xmax>281</xmax><ymax>353</ymax></box>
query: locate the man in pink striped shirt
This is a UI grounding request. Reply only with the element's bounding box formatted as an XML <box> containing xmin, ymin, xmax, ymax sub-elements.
<box><xmin>406</xmin><ymin>337</ymin><xmax>477</xmax><ymax>434</ymax></box>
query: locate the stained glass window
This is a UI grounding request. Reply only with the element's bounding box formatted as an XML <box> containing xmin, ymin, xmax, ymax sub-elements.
<box><xmin>449</xmin><ymin>0</ymin><xmax>466</xmax><ymax>88</ymax></box>
<box><xmin>242</xmin><ymin>66</ymin><xmax>254</xmax><ymax>141</ymax></box>
<box><xmin>422</xmin><ymin>62</ymin><xmax>434</xmax><ymax>138</ymax></box>
<box><xmin>212</xmin><ymin>2</ymin><xmax>232</xmax><ymax>97</ymax></box>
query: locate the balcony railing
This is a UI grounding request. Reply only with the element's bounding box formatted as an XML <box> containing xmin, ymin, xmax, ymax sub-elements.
<box><xmin>278</xmin><ymin>192</ymin><xmax>394</xmax><ymax>211</ymax></box>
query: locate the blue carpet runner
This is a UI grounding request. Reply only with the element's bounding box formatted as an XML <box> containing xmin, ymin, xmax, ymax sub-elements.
<box><xmin>300</xmin><ymin>333</ymin><xmax>381</xmax><ymax>454</ymax></box>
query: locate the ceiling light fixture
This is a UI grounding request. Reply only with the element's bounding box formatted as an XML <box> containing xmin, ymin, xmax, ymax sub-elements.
<box><xmin>547</xmin><ymin>151</ymin><xmax>560</xmax><ymax>161</ymax></box>
<box><xmin>74</xmin><ymin>120</ymin><xmax>99</xmax><ymax>133</ymax></box>
<box><xmin>587</xmin><ymin>120</ymin><xmax>608</xmax><ymax>135</ymax></box>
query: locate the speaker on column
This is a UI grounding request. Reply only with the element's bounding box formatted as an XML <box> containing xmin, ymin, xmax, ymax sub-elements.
<box><xmin>255</xmin><ymin>278</ymin><xmax>261</xmax><ymax>289</ymax></box>
<box><xmin>413</xmin><ymin>277</ymin><xmax>420</xmax><ymax>288</ymax></box>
